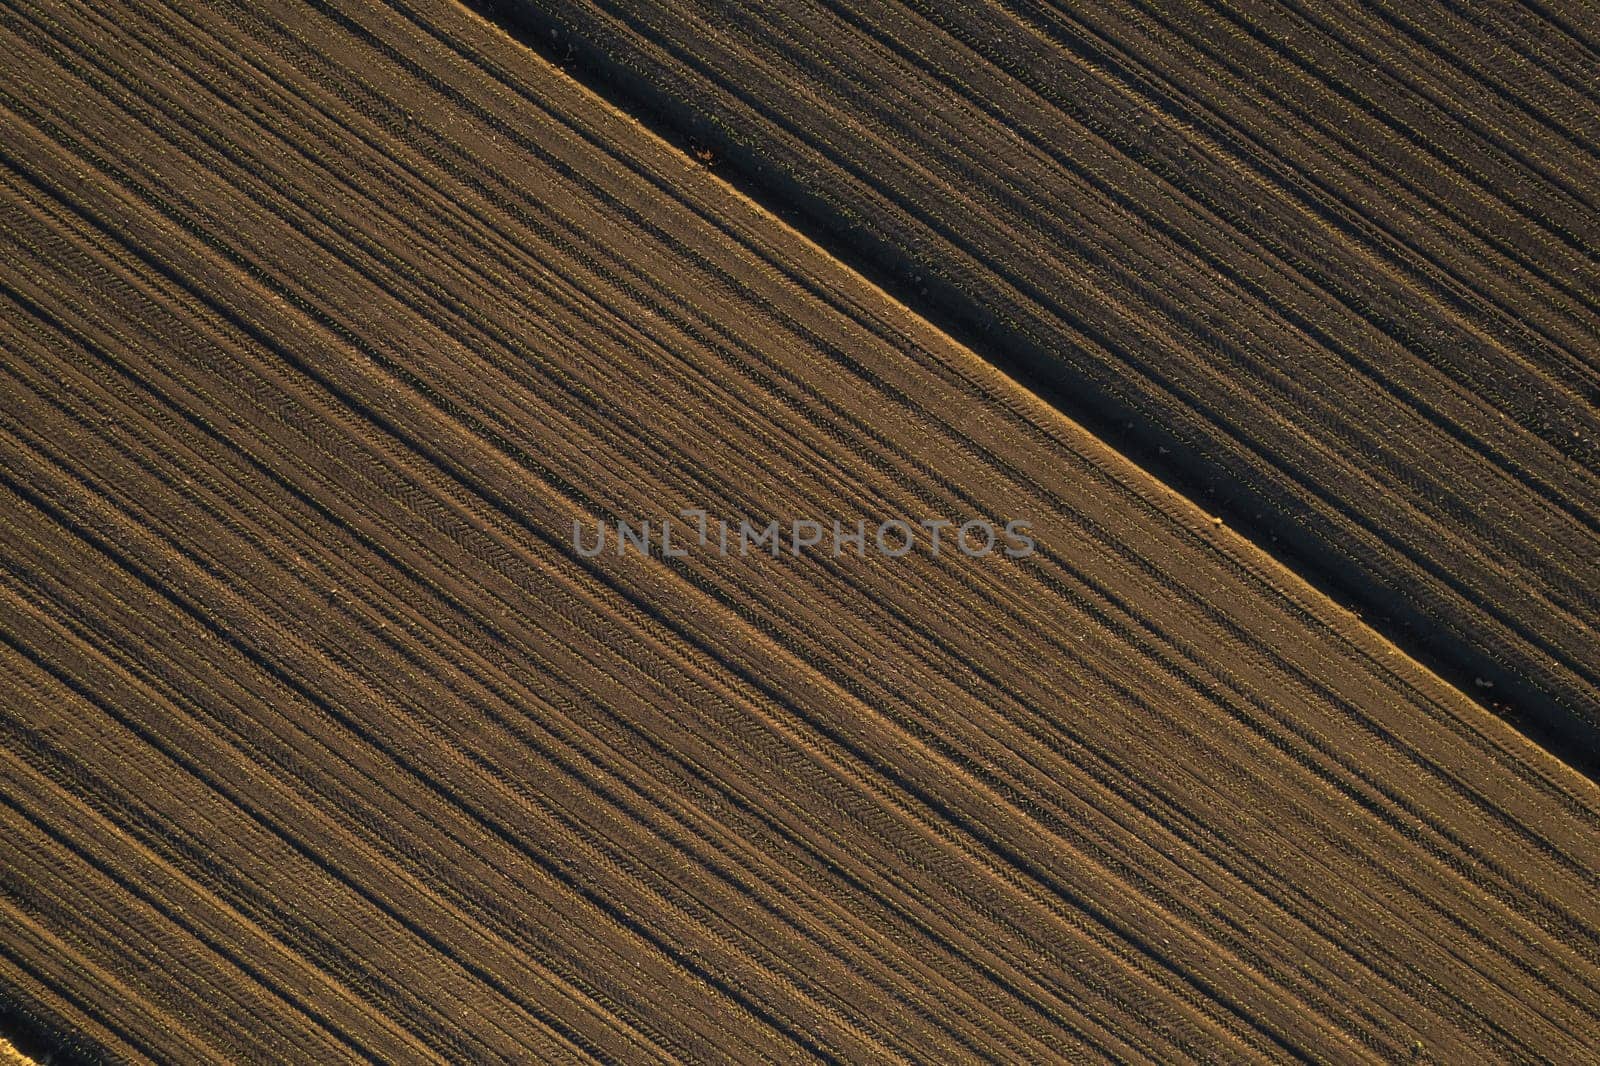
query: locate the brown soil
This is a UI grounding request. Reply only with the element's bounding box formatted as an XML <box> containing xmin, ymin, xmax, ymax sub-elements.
<box><xmin>1</xmin><ymin>0</ymin><xmax>1597</xmax><ymax>1062</ymax></box>
<box><xmin>494</xmin><ymin>0</ymin><xmax>1600</xmax><ymax>755</ymax></box>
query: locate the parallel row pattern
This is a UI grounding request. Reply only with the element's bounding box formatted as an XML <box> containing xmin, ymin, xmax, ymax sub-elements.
<box><xmin>492</xmin><ymin>0</ymin><xmax>1600</xmax><ymax>751</ymax></box>
<box><xmin>1</xmin><ymin>0</ymin><xmax>1598</xmax><ymax>1061</ymax></box>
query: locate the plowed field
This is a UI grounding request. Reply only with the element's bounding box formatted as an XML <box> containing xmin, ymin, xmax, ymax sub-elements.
<box><xmin>491</xmin><ymin>0</ymin><xmax>1600</xmax><ymax>753</ymax></box>
<box><xmin>1</xmin><ymin>0</ymin><xmax>1597</xmax><ymax>1062</ymax></box>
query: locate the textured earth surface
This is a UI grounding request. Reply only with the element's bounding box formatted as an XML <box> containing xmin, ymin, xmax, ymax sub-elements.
<box><xmin>493</xmin><ymin>0</ymin><xmax>1600</xmax><ymax>753</ymax></box>
<box><xmin>1</xmin><ymin>0</ymin><xmax>1597</xmax><ymax>1062</ymax></box>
